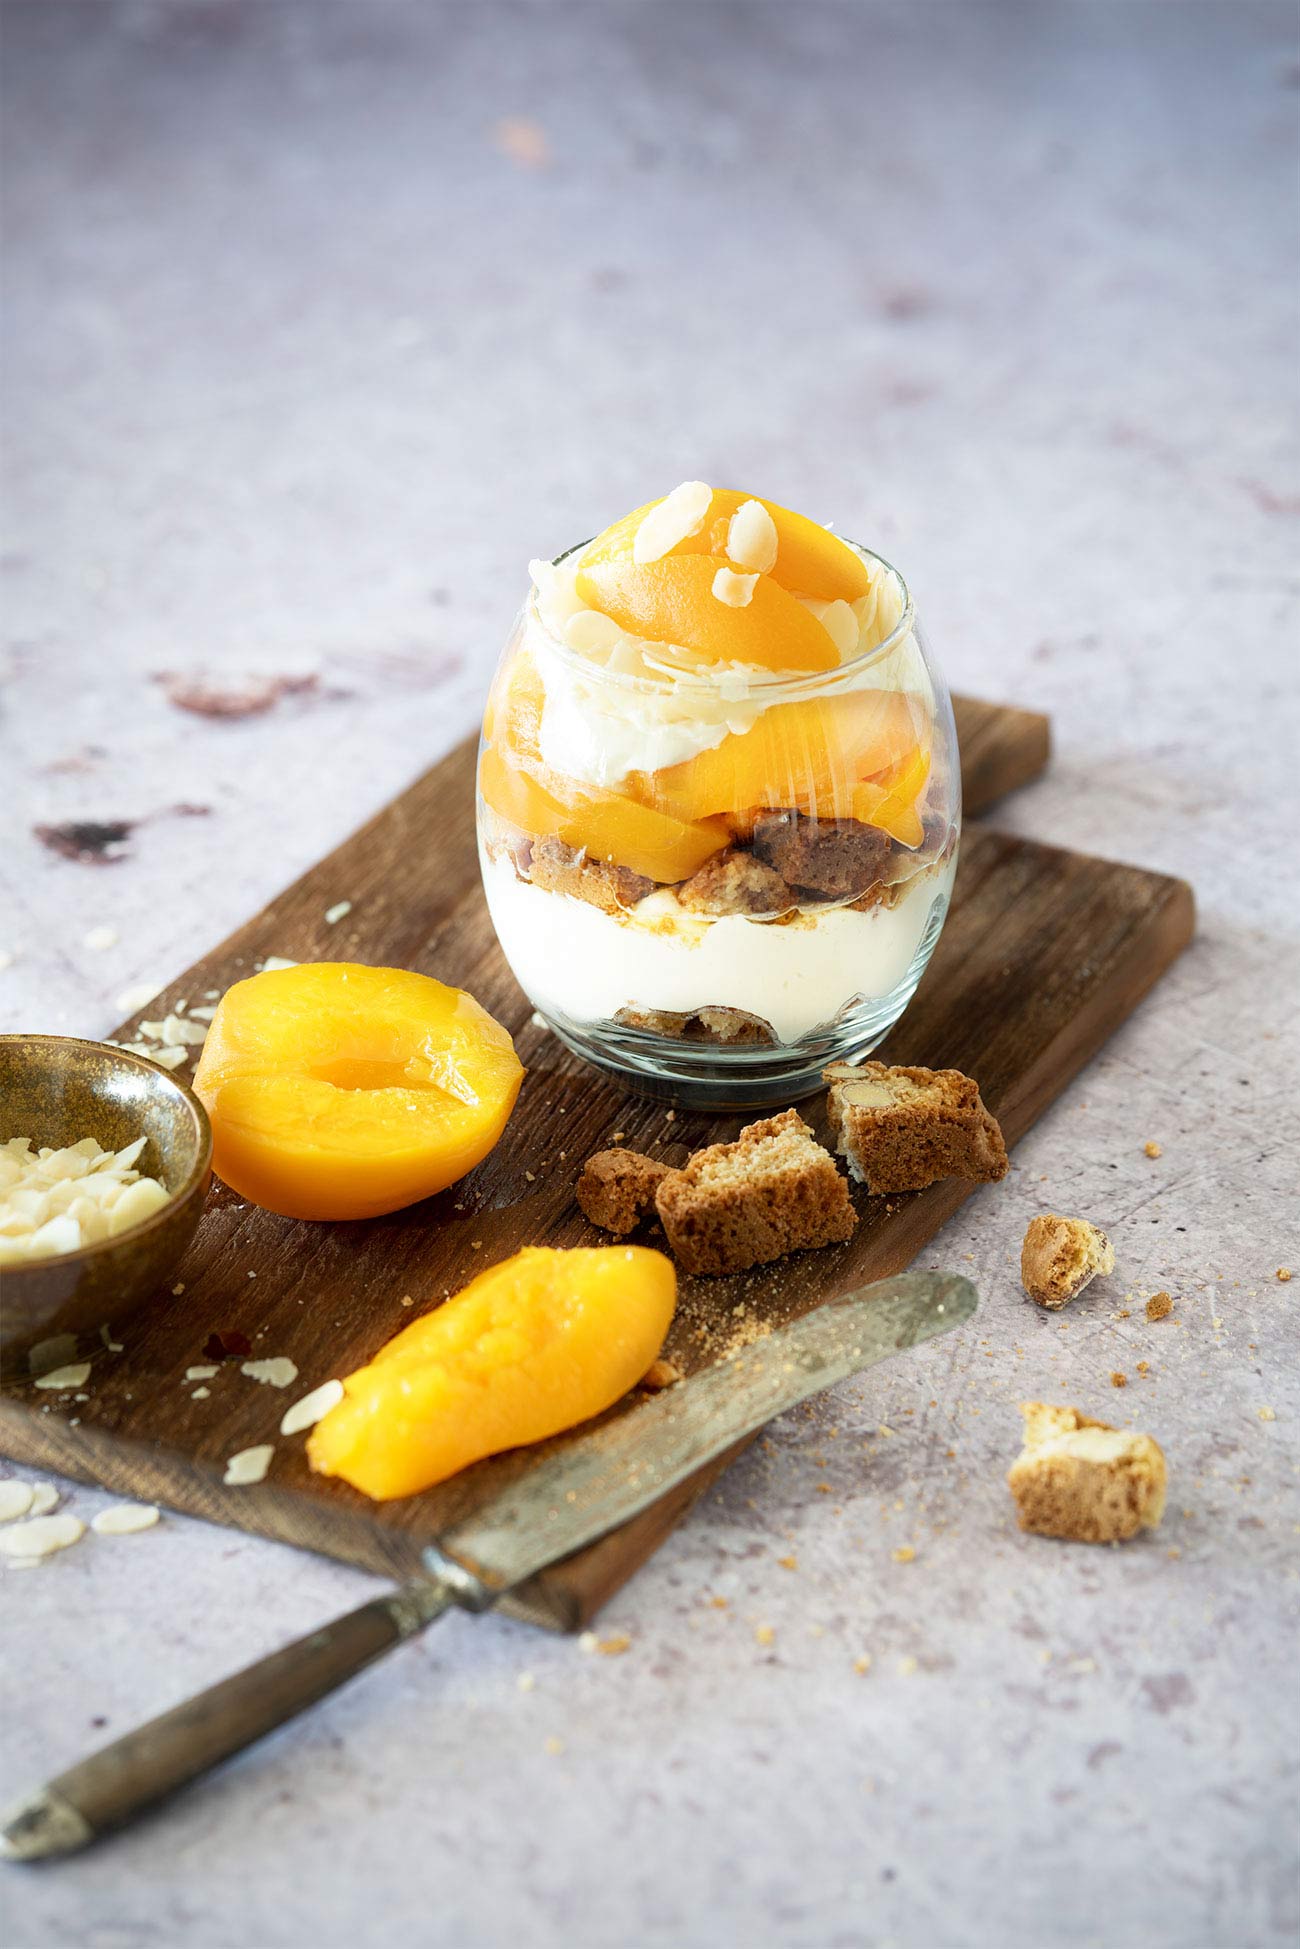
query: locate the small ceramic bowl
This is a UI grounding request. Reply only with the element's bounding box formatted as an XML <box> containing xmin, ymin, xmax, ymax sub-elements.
<box><xmin>0</xmin><ymin>1034</ymin><xmax>212</xmax><ymax>1377</ymax></box>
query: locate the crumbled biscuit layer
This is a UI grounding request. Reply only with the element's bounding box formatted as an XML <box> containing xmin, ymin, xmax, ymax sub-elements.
<box><xmin>823</xmin><ymin>1060</ymin><xmax>1008</xmax><ymax>1194</ymax></box>
<box><xmin>614</xmin><ymin>1004</ymin><xmax>777</xmax><ymax>1046</ymax></box>
<box><xmin>1008</xmin><ymin>1402</ymin><xmax>1167</xmax><ymax>1544</ymax></box>
<box><xmin>752</xmin><ymin>812</ymin><xmax>893</xmax><ymax>899</ymax></box>
<box><xmin>528</xmin><ymin>835</ymin><xmax>654</xmax><ymax>916</ymax></box>
<box><xmin>575</xmin><ymin>1149</ymin><xmax>670</xmax><ymax>1236</ymax></box>
<box><xmin>676</xmin><ymin>848</ymin><xmax>792</xmax><ymax>917</ymax></box>
<box><xmin>654</xmin><ymin>1108</ymin><xmax>856</xmax><ymax>1276</ymax></box>
<box><xmin>1020</xmin><ymin>1214</ymin><xmax>1115</xmax><ymax>1309</ymax></box>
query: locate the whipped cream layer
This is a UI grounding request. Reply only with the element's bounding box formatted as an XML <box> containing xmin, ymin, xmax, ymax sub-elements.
<box><xmin>482</xmin><ymin>851</ymin><xmax>956</xmax><ymax>1046</ymax></box>
<box><xmin>526</xmin><ymin>547</ymin><xmax>933</xmax><ymax>792</ymax></box>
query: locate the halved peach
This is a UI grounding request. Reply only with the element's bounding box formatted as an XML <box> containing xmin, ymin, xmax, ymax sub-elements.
<box><xmin>193</xmin><ymin>964</ymin><xmax>524</xmax><ymax>1221</ymax></box>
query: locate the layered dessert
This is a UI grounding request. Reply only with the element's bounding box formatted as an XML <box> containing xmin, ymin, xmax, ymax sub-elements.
<box><xmin>478</xmin><ymin>483</ymin><xmax>959</xmax><ymax>1091</ymax></box>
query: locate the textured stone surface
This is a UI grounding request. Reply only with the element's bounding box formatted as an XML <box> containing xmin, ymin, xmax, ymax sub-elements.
<box><xmin>1</xmin><ymin>4</ymin><xmax>1297</xmax><ymax>1945</ymax></box>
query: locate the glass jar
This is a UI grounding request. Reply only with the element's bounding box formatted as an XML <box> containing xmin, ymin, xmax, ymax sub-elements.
<box><xmin>477</xmin><ymin>539</ymin><xmax>959</xmax><ymax>1109</ymax></box>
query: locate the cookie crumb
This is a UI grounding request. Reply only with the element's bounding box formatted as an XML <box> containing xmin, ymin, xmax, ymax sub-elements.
<box><xmin>1146</xmin><ymin>1292</ymin><xmax>1174</xmax><ymax>1321</ymax></box>
<box><xmin>1258</xmin><ymin>1406</ymin><xmax>1276</xmax><ymax>1422</ymax></box>
<box><xmin>1008</xmin><ymin>1403</ymin><xmax>1166</xmax><ymax>1543</ymax></box>
<box><xmin>891</xmin><ymin>1545</ymin><xmax>916</xmax><ymax>1563</ymax></box>
<box><xmin>1144</xmin><ymin>1141</ymin><xmax>1162</xmax><ymax>1158</ymax></box>
<box><xmin>1021</xmin><ymin>1215</ymin><xmax>1115</xmax><ymax>1309</ymax></box>
<box><xmin>754</xmin><ymin>1624</ymin><xmax>775</xmax><ymax>1646</ymax></box>
<box><xmin>777</xmin><ymin>1554</ymin><xmax>798</xmax><ymax>1571</ymax></box>
<box><xmin>1278</xmin><ymin>1267</ymin><xmax>1292</xmax><ymax>1282</ymax></box>
<box><xmin>640</xmin><ymin>1358</ymin><xmax>683</xmax><ymax>1393</ymax></box>
<box><xmin>1111</xmin><ymin>1371</ymin><xmax>1127</xmax><ymax>1388</ymax></box>
<box><xmin>853</xmin><ymin>1654</ymin><xmax>872</xmax><ymax>1675</ymax></box>
<box><xmin>595</xmin><ymin>1633</ymin><xmax>631</xmax><ymax>1656</ymax></box>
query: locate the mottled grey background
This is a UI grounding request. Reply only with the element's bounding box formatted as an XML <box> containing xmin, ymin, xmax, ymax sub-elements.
<box><xmin>1</xmin><ymin>4</ymin><xmax>1298</xmax><ymax>1947</ymax></box>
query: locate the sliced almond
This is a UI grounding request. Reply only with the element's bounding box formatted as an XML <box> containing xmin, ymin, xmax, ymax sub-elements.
<box><xmin>711</xmin><ymin>567</ymin><xmax>759</xmax><ymax>608</ymax></box>
<box><xmin>632</xmin><ymin>481</ymin><xmax>713</xmax><ymax>564</ymax></box>
<box><xmin>726</xmin><ymin>499</ymin><xmax>778</xmax><ymax>574</ymax></box>
<box><xmin>802</xmin><ymin>596</ymin><xmax>859</xmax><ymax>658</ymax></box>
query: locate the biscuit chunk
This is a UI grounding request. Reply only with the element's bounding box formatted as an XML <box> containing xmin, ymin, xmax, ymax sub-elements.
<box><xmin>576</xmin><ymin>1149</ymin><xmax>670</xmax><ymax>1236</ymax></box>
<box><xmin>752</xmin><ymin>812</ymin><xmax>892</xmax><ymax>899</ymax></box>
<box><xmin>676</xmin><ymin>849</ymin><xmax>792</xmax><ymax>917</ymax></box>
<box><xmin>654</xmin><ymin>1108</ymin><xmax>856</xmax><ymax>1276</ymax></box>
<box><xmin>823</xmin><ymin>1061</ymin><xmax>1008</xmax><ymax>1194</ymax></box>
<box><xmin>528</xmin><ymin>836</ymin><xmax>654</xmax><ymax>916</ymax></box>
<box><xmin>1008</xmin><ymin>1403</ymin><xmax>1166</xmax><ymax>1543</ymax></box>
<box><xmin>1020</xmin><ymin>1214</ymin><xmax>1115</xmax><ymax>1309</ymax></box>
<box><xmin>614</xmin><ymin>1005</ymin><xmax>777</xmax><ymax>1046</ymax></box>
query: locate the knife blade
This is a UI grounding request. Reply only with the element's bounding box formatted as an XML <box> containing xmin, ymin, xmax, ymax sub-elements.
<box><xmin>2</xmin><ymin>1269</ymin><xmax>975</xmax><ymax>1859</ymax></box>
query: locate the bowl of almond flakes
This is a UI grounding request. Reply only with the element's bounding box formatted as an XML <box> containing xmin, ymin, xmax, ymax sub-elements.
<box><xmin>0</xmin><ymin>1035</ymin><xmax>211</xmax><ymax>1375</ymax></box>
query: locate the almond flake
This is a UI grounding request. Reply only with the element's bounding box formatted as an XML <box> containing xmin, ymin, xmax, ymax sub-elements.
<box><xmin>280</xmin><ymin>1378</ymin><xmax>344</xmax><ymax>1436</ymax></box>
<box><xmin>0</xmin><ymin>1514</ymin><xmax>85</xmax><ymax>1559</ymax></box>
<box><xmin>259</xmin><ymin>957</ymin><xmax>297</xmax><ymax>973</ymax></box>
<box><xmin>726</xmin><ymin>499</ymin><xmax>778</xmax><ymax>574</ymax></box>
<box><xmin>632</xmin><ymin>481</ymin><xmax>713</xmax><ymax>564</ymax></box>
<box><xmin>83</xmin><ymin>925</ymin><xmax>119</xmax><ymax>952</ymax></box>
<box><xmin>223</xmin><ymin>1444</ymin><xmax>274</xmax><ymax>1487</ymax></box>
<box><xmin>28</xmin><ymin>1484</ymin><xmax>60</xmax><ymax>1517</ymax></box>
<box><xmin>563</xmin><ymin>608</ymin><xmax>623</xmax><ymax>655</ymax></box>
<box><xmin>185</xmin><ymin>1365</ymin><xmax>219</xmax><ymax>1381</ymax></box>
<box><xmin>0</xmin><ymin>1483</ymin><xmax>35</xmax><ymax>1523</ymax></box>
<box><xmin>92</xmin><ymin>1503</ymin><xmax>159</xmax><ymax>1535</ymax></box>
<box><xmin>711</xmin><ymin>566</ymin><xmax>758</xmax><ymax>608</ymax></box>
<box><xmin>34</xmin><ymin>1362</ymin><xmax>91</xmax><ymax>1390</ymax></box>
<box><xmin>803</xmin><ymin>596</ymin><xmax>859</xmax><ymax>657</ymax></box>
<box><xmin>324</xmin><ymin>901</ymin><xmax>352</xmax><ymax>925</ymax></box>
<box><xmin>240</xmin><ymin>1357</ymin><xmax>298</xmax><ymax>1390</ymax></box>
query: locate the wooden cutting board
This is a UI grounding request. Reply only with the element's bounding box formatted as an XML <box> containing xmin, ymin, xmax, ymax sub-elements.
<box><xmin>0</xmin><ymin>697</ymin><xmax>1193</xmax><ymax>1629</ymax></box>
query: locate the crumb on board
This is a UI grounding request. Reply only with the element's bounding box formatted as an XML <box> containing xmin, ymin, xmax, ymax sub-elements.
<box><xmin>1278</xmin><ymin>1268</ymin><xmax>1292</xmax><ymax>1282</ymax></box>
<box><xmin>891</xmin><ymin>1545</ymin><xmax>916</xmax><ymax>1563</ymax></box>
<box><xmin>1144</xmin><ymin>1141</ymin><xmax>1163</xmax><ymax>1158</ymax></box>
<box><xmin>1146</xmin><ymin>1292</ymin><xmax>1174</xmax><ymax>1321</ymax></box>
<box><xmin>1111</xmin><ymin>1372</ymin><xmax>1127</xmax><ymax>1388</ymax></box>
<box><xmin>754</xmin><ymin>1624</ymin><xmax>775</xmax><ymax>1646</ymax></box>
<box><xmin>853</xmin><ymin>1655</ymin><xmax>872</xmax><ymax>1675</ymax></box>
<box><xmin>1258</xmin><ymin>1406</ymin><xmax>1276</xmax><ymax>1422</ymax></box>
<box><xmin>777</xmin><ymin>1554</ymin><xmax>798</xmax><ymax>1571</ymax></box>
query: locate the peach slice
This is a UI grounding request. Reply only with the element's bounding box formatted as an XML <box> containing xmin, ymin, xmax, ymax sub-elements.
<box><xmin>193</xmin><ymin>964</ymin><xmax>524</xmax><ymax>1221</ymax></box>
<box><xmin>307</xmin><ymin>1244</ymin><xmax>677</xmax><ymax>1499</ymax></box>
<box><xmin>573</xmin><ymin>554</ymin><xmax>840</xmax><ymax>673</ymax></box>
<box><xmin>649</xmin><ymin>690</ymin><xmax>928</xmax><ymax>823</ymax></box>
<box><xmin>479</xmin><ymin>744</ymin><xmax>729</xmax><ymax>883</ymax></box>
<box><xmin>850</xmin><ymin>744</ymin><xmax>933</xmax><ymax>847</ymax></box>
<box><xmin>579</xmin><ymin>489</ymin><xmax>871</xmax><ymax>603</ymax></box>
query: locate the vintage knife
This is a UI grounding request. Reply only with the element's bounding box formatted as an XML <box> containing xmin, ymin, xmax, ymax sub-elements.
<box><xmin>2</xmin><ymin>1269</ymin><xmax>975</xmax><ymax>1860</ymax></box>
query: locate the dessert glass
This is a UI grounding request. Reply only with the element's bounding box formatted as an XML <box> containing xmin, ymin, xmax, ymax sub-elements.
<box><xmin>477</xmin><ymin>537</ymin><xmax>959</xmax><ymax>1109</ymax></box>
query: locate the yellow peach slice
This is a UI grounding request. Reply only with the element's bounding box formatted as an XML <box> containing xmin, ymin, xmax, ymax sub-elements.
<box><xmin>574</xmin><ymin>554</ymin><xmax>839</xmax><ymax>673</ymax></box>
<box><xmin>307</xmin><ymin>1244</ymin><xmax>677</xmax><ymax>1499</ymax></box>
<box><xmin>649</xmin><ymin>690</ymin><xmax>928</xmax><ymax>822</ymax></box>
<box><xmin>850</xmin><ymin>744</ymin><xmax>933</xmax><ymax>847</ymax></box>
<box><xmin>479</xmin><ymin>745</ymin><xmax>729</xmax><ymax>882</ymax></box>
<box><xmin>579</xmin><ymin>489</ymin><xmax>871</xmax><ymax>603</ymax></box>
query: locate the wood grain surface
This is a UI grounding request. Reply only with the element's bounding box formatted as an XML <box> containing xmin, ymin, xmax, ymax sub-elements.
<box><xmin>1</xmin><ymin>698</ymin><xmax>1195</xmax><ymax>1632</ymax></box>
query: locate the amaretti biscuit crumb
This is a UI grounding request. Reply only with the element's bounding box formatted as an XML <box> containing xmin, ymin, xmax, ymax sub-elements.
<box><xmin>576</xmin><ymin>1149</ymin><xmax>670</xmax><ymax>1236</ymax></box>
<box><xmin>1020</xmin><ymin>1214</ymin><xmax>1116</xmax><ymax>1309</ymax></box>
<box><xmin>823</xmin><ymin>1060</ymin><xmax>1008</xmax><ymax>1194</ymax></box>
<box><xmin>654</xmin><ymin>1108</ymin><xmax>856</xmax><ymax>1277</ymax></box>
<box><xmin>1008</xmin><ymin>1402</ymin><xmax>1167</xmax><ymax>1544</ymax></box>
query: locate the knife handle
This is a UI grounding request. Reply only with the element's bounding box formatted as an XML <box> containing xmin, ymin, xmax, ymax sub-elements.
<box><xmin>2</xmin><ymin>1579</ymin><xmax>457</xmax><ymax>1861</ymax></box>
